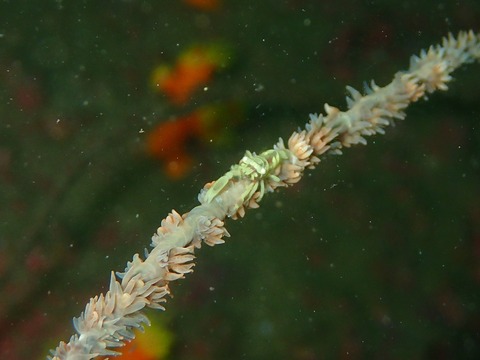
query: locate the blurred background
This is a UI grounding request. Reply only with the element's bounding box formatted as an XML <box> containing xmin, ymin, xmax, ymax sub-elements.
<box><xmin>1</xmin><ymin>1</ymin><xmax>480</xmax><ymax>359</ymax></box>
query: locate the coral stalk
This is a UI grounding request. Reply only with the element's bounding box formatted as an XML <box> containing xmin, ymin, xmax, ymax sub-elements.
<box><xmin>48</xmin><ymin>30</ymin><xmax>480</xmax><ymax>360</ymax></box>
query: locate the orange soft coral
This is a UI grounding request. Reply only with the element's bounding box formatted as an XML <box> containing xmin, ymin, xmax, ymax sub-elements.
<box><xmin>146</xmin><ymin>103</ymin><xmax>243</xmax><ymax>179</ymax></box>
<box><xmin>146</xmin><ymin>112</ymin><xmax>200</xmax><ymax>179</ymax></box>
<box><xmin>183</xmin><ymin>0</ymin><xmax>220</xmax><ymax>11</ymax></box>
<box><xmin>151</xmin><ymin>43</ymin><xmax>231</xmax><ymax>105</ymax></box>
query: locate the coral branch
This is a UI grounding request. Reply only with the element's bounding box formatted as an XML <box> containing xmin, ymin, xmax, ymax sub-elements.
<box><xmin>48</xmin><ymin>30</ymin><xmax>480</xmax><ymax>360</ymax></box>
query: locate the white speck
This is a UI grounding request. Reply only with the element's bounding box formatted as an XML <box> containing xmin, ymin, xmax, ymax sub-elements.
<box><xmin>139</xmin><ymin>128</ymin><xmax>144</xmax><ymax>134</ymax></box>
<box><xmin>254</xmin><ymin>83</ymin><xmax>265</xmax><ymax>92</ymax></box>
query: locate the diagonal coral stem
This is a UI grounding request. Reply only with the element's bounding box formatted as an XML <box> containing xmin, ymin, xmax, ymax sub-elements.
<box><xmin>48</xmin><ymin>30</ymin><xmax>480</xmax><ymax>360</ymax></box>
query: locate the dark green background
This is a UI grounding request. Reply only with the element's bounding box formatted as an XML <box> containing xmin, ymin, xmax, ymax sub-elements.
<box><xmin>0</xmin><ymin>1</ymin><xmax>479</xmax><ymax>359</ymax></box>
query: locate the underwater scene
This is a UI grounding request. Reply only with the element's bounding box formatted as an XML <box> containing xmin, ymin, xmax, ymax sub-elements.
<box><xmin>1</xmin><ymin>1</ymin><xmax>480</xmax><ymax>359</ymax></box>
